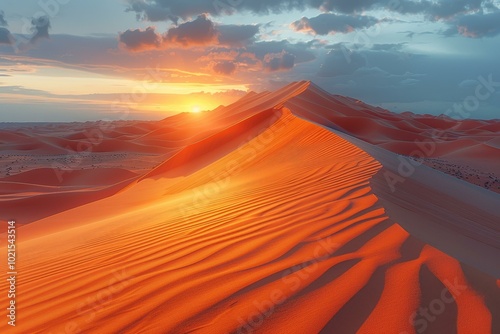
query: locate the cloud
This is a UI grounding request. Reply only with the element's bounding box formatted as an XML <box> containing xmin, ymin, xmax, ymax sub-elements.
<box><xmin>126</xmin><ymin>0</ymin><xmax>497</xmax><ymax>22</ymax></box>
<box><xmin>0</xmin><ymin>12</ymin><xmax>51</xmax><ymax>48</ymax></box>
<box><xmin>164</xmin><ymin>14</ymin><xmax>218</xmax><ymax>46</ymax></box>
<box><xmin>197</xmin><ymin>50</ymin><xmax>260</xmax><ymax>74</ymax></box>
<box><xmin>0</xmin><ymin>85</ymin><xmax>53</xmax><ymax>96</ymax></box>
<box><xmin>263</xmin><ymin>50</ymin><xmax>295</xmax><ymax>72</ymax></box>
<box><xmin>218</xmin><ymin>24</ymin><xmax>259</xmax><ymax>46</ymax></box>
<box><xmin>384</xmin><ymin>0</ymin><xmax>489</xmax><ymax>19</ymax></box>
<box><xmin>370</xmin><ymin>43</ymin><xmax>406</xmax><ymax>51</ymax></box>
<box><xmin>126</xmin><ymin>0</ymin><xmax>308</xmax><ymax>22</ymax></box>
<box><xmin>0</xmin><ymin>12</ymin><xmax>13</xmax><ymax>45</ymax></box>
<box><xmin>292</xmin><ymin>14</ymin><xmax>379</xmax><ymax>35</ymax></box>
<box><xmin>248</xmin><ymin>40</ymin><xmax>316</xmax><ymax>64</ymax></box>
<box><xmin>195</xmin><ymin>40</ymin><xmax>316</xmax><ymax>73</ymax></box>
<box><xmin>126</xmin><ymin>0</ymin><xmax>179</xmax><ymax>23</ymax></box>
<box><xmin>120</xmin><ymin>16</ymin><xmax>259</xmax><ymax>51</ymax></box>
<box><xmin>197</xmin><ymin>50</ymin><xmax>240</xmax><ymax>62</ymax></box>
<box><xmin>0</xmin><ymin>28</ymin><xmax>13</xmax><ymax>45</ymax></box>
<box><xmin>445</xmin><ymin>11</ymin><xmax>500</xmax><ymax>38</ymax></box>
<box><xmin>400</xmin><ymin>78</ymin><xmax>419</xmax><ymax>86</ymax></box>
<box><xmin>317</xmin><ymin>0</ymin><xmax>381</xmax><ymax>14</ymax></box>
<box><xmin>119</xmin><ymin>15</ymin><xmax>218</xmax><ymax>50</ymax></box>
<box><xmin>0</xmin><ymin>35</ymin><xmax>310</xmax><ymax>80</ymax></box>
<box><xmin>119</xmin><ymin>26</ymin><xmax>162</xmax><ymax>51</ymax></box>
<box><xmin>30</xmin><ymin>16</ymin><xmax>51</xmax><ymax>43</ymax></box>
<box><xmin>309</xmin><ymin>43</ymin><xmax>500</xmax><ymax>118</ymax></box>
<box><xmin>212</xmin><ymin>60</ymin><xmax>237</xmax><ymax>75</ymax></box>
<box><xmin>0</xmin><ymin>10</ymin><xmax>7</xmax><ymax>27</ymax></box>
<box><xmin>318</xmin><ymin>48</ymin><xmax>366</xmax><ymax>77</ymax></box>
<box><xmin>432</xmin><ymin>0</ymin><xmax>479</xmax><ymax>19</ymax></box>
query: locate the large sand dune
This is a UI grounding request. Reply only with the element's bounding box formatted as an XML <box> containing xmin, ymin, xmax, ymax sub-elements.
<box><xmin>0</xmin><ymin>81</ymin><xmax>499</xmax><ymax>333</ymax></box>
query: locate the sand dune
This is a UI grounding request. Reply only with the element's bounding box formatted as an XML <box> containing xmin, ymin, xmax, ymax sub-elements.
<box><xmin>141</xmin><ymin>108</ymin><xmax>282</xmax><ymax>180</ymax></box>
<box><xmin>285</xmin><ymin>83</ymin><xmax>500</xmax><ymax>192</ymax></box>
<box><xmin>0</xmin><ymin>81</ymin><xmax>499</xmax><ymax>333</ymax></box>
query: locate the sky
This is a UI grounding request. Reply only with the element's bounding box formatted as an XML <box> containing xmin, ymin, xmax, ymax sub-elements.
<box><xmin>0</xmin><ymin>0</ymin><xmax>499</xmax><ymax>121</ymax></box>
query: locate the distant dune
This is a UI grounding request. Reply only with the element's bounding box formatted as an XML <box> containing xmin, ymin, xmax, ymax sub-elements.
<box><xmin>0</xmin><ymin>81</ymin><xmax>499</xmax><ymax>333</ymax></box>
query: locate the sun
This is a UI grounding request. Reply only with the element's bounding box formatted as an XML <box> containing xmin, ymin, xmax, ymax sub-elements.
<box><xmin>192</xmin><ymin>106</ymin><xmax>201</xmax><ymax>113</ymax></box>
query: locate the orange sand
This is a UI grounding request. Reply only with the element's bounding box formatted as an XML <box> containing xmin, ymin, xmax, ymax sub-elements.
<box><xmin>0</xmin><ymin>81</ymin><xmax>498</xmax><ymax>333</ymax></box>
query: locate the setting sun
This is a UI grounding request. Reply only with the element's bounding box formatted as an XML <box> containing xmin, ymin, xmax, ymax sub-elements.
<box><xmin>192</xmin><ymin>106</ymin><xmax>201</xmax><ymax>113</ymax></box>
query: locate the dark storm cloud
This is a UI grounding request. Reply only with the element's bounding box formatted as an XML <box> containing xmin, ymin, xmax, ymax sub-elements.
<box><xmin>30</xmin><ymin>15</ymin><xmax>51</xmax><ymax>43</ymax></box>
<box><xmin>212</xmin><ymin>60</ymin><xmax>237</xmax><ymax>75</ymax></box>
<box><xmin>338</xmin><ymin>0</ymin><xmax>495</xmax><ymax>19</ymax></box>
<box><xmin>263</xmin><ymin>50</ymin><xmax>295</xmax><ymax>72</ymax></box>
<box><xmin>0</xmin><ymin>10</ymin><xmax>13</xmax><ymax>45</ymax></box>
<box><xmin>248</xmin><ymin>40</ymin><xmax>316</xmax><ymax>64</ymax></box>
<box><xmin>126</xmin><ymin>0</ymin><xmax>308</xmax><ymax>22</ymax></box>
<box><xmin>196</xmin><ymin>39</ymin><xmax>317</xmax><ymax>74</ymax></box>
<box><xmin>126</xmin><ymin>0</ymin><xmax>179</xmax><ymax>23</ymax></box>
<box><xmin>164</xmin><ymin>14</ymin><xmax>218</xmax><ymax>46</ymax></box>
<box><xmin>0</xmin><ymin>28</ymin><xmax>13</xmax><ymax>44</ymax></box>
<box><xmin>378</xmin><ymin>0</ymin><xmax>495</xmax><ymax>20</ymax></box>
<box><xmin>0</xmin><ymin>12</ymin><xmax>51</xmax><ymax>47</ymax></box>
<box><xmin>445</xmin><ymin>11</ymin><xmax>500</xmax><ymax>38</ymax></box>
<box><xmin>387</xmin><ymin>0</ymin><xmax>479</xmax><ymax>18</ymax></box>
<box><xmin>126</xmin><ymin>0</ymin><xmax>498</xmax><ymax>21</ymax></box>
<box><xmin>307</xmin><ymin>41</ymin><xmax>500</xmax><ymax>118</ymax></box>
<box><xmin>119</xmin><ymin>16</ymin><xmax>258</xmax><ymax>50</ymax></box>
<box><xmin>292</xmin><ymin>14</ymin><xmax>379</xmax><ymax>35</ymax></box>
<box><xmin>119</xmin><ymin>26</ymin><xmax>162</xmax><ymax>51</ymax></box>
<box><xmin>313</xmin><ymin>0</ymin><xmax>379</xmax><ymax>14</ymax></box>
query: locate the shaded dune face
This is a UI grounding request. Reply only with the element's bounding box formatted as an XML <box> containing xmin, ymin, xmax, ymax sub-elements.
<box><xmin>285</xmin><ymin>83</ymin><xmax>500</xmax><ymax>192</ymax></box>
<box><xmin>0</xmin><ymin>81</ymin><xmax>499</xmax><ymax>333</ymax></box>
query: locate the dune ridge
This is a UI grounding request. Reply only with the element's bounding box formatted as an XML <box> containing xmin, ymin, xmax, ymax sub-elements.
<box><xmin>285</xmin><ymin>82</ymin><xmax>500</xmax><ymax>192</ymax></box>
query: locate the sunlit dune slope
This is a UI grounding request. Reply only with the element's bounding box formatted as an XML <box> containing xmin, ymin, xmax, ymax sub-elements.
<box><xmin>1</xmin><ymin>81</ymin><xmax>499</xmax><ymax>334</ymax></box>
